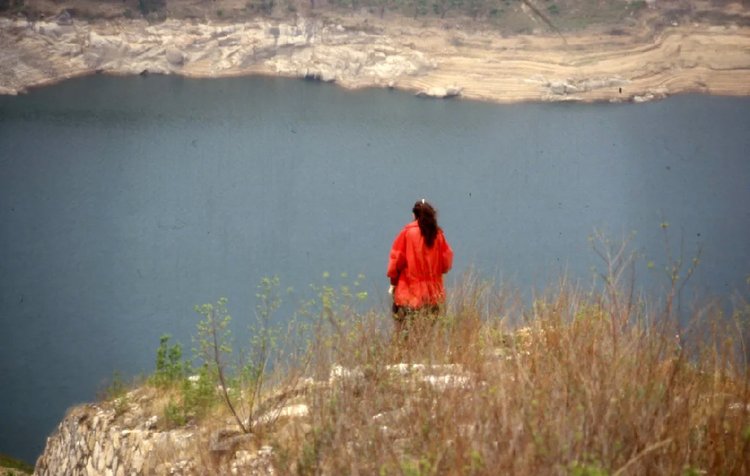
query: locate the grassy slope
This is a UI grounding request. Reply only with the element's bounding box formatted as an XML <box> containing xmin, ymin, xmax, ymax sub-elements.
<box><xmin>0</xmin><ymin>454</ymin><xmax>33</xmax><ymax>475</ymax></box>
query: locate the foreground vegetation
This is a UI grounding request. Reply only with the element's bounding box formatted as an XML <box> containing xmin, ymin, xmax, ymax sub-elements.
<box><xmin>0</xmin><ymin>454</ymin><xmax>33</xmax><ymax>476</ymax></box>
<box><xmin>104</xmin><ymin>236</ymin><xmax>750</xmax><ymax>475</ymax></box>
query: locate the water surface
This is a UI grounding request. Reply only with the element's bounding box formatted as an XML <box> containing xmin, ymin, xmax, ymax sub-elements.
<box><xmin>1</xmin><ymin>75</ymin><xmax>749</xmax><ymax>463</ymax></box>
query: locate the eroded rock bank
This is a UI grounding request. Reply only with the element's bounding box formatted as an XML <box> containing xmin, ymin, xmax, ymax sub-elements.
<box><xmin>34</xmin><ymin>363</ymin><xmax>476</xmax><ymax>475</ymax></box>
<box><xmin>33</xmin><ymin>386</ymin><xmax>277</xmax><ymax>476</ymax></box>
<box><xmin>1</xmin><ymin>11</ymin><xmax>749</xmax><ymax>103</ymax></box>
<box><xmin>0</xmin><ymin>15</ymin><xmax>437</xmax><ymax>96</ymax></box>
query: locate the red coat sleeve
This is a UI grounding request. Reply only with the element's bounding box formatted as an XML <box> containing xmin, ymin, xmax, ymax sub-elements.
<box><xmin>387</xmin><ymin>229</ymin><xmax>407</xmax><ymax>285</ymax></box>
<box><xmin>439</xmin><ymin>231</ymin><xmax>453</xmax><ymax>274</ymax></box>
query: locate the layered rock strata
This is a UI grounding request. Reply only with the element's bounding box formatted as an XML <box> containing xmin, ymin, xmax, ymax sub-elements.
<box><xmin>0</xmin><ymin>16</ymin><xmax>435</xmax><ymax>96</ymax></box>
<box><xmin>1</xmin><ymin>12</ymin><xmax>749</xmax><ymax>102</ymax></box>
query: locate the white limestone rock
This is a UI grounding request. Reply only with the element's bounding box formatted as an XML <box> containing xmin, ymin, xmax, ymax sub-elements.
<box><xmin>165</xmin><ymin>47</ymin><xmax>185</xmax><ymax>66</ymax></box>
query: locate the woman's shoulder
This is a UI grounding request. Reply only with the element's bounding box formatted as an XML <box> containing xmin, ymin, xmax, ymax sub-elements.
<box><xmin>400</xmin><ymin>222</ymin><xmax>421</xmax><ymax>240</ymax></box>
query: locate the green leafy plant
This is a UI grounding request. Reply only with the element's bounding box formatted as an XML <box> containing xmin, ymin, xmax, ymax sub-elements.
<box><xmin>401</xmin><ymin>457</ymin><xmax>433</xmax><ymax>476</ymax></box>
<box><xmin>149</xmin><ymin>333</ymin><xmax>216</xmax><ymax>428</ymax></box>
<box><xmin>241</xmin><ymin>277</ymin><xmax>283</xmax><ymax>417</ymax></box>
<box><xmin>189</xmin><ymin>278</ymin><xmax>293</xmax><ymax>433</ymax></box>
<box><xmin>570</xmin><ymin>461</ymin><xmax>608</xmax><ymax>476</ymax></box>
<box><xmin>182</xmin><ymin>365</ymin><xmax>216</xmax><ymax>417</ymax></box>
<box><xmin>152</xmin><ymin>334</ymin><xmax>186</xmax><ymax>388</ymax></box>
<box><xmin>682</xmin><ymin>467</ymin><xmax>704</xmax><ymax>476</ymax></box>
<box><xmin>193</xmin><ymin>297</ymin><xmax>246</xmax><ymax>430</ymax></box>
<box><xmin>163</xmin><ymin>397</ymin><xmax>187</xmax><ymax>428</ymax></box>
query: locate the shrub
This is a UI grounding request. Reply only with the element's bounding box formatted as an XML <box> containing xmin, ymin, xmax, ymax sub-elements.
<box><xmin>137</xmin><ymin>0</ymin><xmax>165</xmax><ymax>16</ymax></box>
<box><xmin>152</xmin><ymin>334</ymin><xmax>186</xmax><ymax>388</ymax></box>
<box><xmin>0</xmin><ymin>453</ymin><xmax>35</xmax><ymax>474</ymax></box>
<box><xmin>0</xmin><ymin>0</ymin><xmax>23</xmax><ymax>13</ymax></box>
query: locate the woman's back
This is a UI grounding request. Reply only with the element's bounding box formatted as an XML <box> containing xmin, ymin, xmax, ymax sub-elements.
<box><xmin>387</xmin><ymin>201</ymin><xmax>453</xmax><ymax>309</ymax></box>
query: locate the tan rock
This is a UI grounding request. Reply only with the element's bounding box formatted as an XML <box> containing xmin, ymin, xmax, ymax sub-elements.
<box><xmin>104</xmin><ymin>444</ymin><xmax>114</xmax><ymax>468</ymax></box>
<box><xmin>166</xmin><ymin>47</ymin><xmax>185</xmax><ymax>66</ymax></box>
<box><xmin>5</xmin><ymin>12</ymin><xmax>746</xmax><ymax>101</ymax></box>
<box><xmin>85</xmin><ymin>458</ymin><xmax>97</xmax><ymax>476</ymax></box>
<box><xmin>94</xmin><ymin>442</ymin><xmax>103</xmax><ymax>471</ymax></box>
<box><xmin>131</xmin><ymin>451</ymin><xmax>144</xmax><ymax>473</ymax></box>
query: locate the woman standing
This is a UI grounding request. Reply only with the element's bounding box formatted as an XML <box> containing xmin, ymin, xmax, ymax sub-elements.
<box><xmin>387</xmin><ymin>199</ymin><xmax>453</xmax><ymax>331</ymax></box>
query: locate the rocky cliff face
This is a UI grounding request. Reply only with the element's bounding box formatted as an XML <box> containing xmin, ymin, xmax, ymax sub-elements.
<box><xmin>2</xmin><ymin>8</ymin><xmax>749</xmax><ymax>102</ymax></box>
<box><xmin>33</xmin><ymin>363</ymin><xmax>476</xmax><ymax>475</ymax></box>
<box><xmin>0</xmin><ymin>15</ymin><xmax>437</xmax><ymax>96</ymax></box>
<box><xmin>34</xmin><ymin>387</ymin><xmax>277</xmax><ymax>476</ymax></box>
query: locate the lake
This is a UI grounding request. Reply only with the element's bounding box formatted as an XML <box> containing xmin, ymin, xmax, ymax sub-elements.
<box><xmin>1</xmin><ymin>75</ymin><xmax>749</xmax><ymax>464</ymax></box>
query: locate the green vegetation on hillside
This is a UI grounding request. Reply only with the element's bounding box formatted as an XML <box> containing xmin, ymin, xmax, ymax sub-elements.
<box><xmin>0</xmin><ymin>0</ymin><xmax>24</xmax><ymax>13</ymax></box>
<box><xmin>4</xmin><ymin>0</ymin><xmax>674</xmax><ymax>32</ymax></box>
<box><xmin>7</xmin><ymin>0</ymin><xmax>748</xmax><ymax>36</ymax></box>
<box><xmin>0</xmin><ymin>454</ymin><xmax>33</xmax><ymax>475</ymax></box>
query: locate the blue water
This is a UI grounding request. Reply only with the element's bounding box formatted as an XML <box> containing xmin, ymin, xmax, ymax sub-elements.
<box><xmin>1</xmin><ymin>75</ymin><xmax>749</xmax><ymax>464</ymax></box>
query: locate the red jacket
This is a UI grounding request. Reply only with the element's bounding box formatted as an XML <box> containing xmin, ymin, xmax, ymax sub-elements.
<box><xmin>387</xmin><ymin>221</ymin><xmax>453</xmax><ymax>308</ymax></box>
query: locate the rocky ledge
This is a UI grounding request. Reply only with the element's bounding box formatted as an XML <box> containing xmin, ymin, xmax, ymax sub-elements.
<box><xmin>1</xmin><ymin>9</ymin><xmax>750</xmax><ymax>103</ymax></box>
<box><xmin>34</xmin><ymin>363</ymin><xmax>475</xmax><ymax>475</ymax></box>
<box><xmin>34</xmin><ymin>388</ymin><xmax>277</xmax><ymax>476</ymax></box>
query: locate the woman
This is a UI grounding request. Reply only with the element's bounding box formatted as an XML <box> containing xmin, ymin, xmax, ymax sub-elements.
<box><xmin>387</xmin><ymin>199</ymin><xmax>453</xmax><ymax>330</ymax></box>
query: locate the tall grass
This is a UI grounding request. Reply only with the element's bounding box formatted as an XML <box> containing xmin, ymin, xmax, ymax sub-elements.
<box><xmin>269</xmin><ymin>269</ymin><xmax>750</xmax><ymax>474</ymax></box>
<box><xmin>124</xmin><ymin>242</ymin><xmax>749</xmax><ymax>475</ymax></box>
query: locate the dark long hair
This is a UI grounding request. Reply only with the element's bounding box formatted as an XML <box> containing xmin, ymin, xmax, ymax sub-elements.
<box><xmin>413</xmin><ymin>199</ymin><xmax>439</xmax><ymax>247</ymax></box>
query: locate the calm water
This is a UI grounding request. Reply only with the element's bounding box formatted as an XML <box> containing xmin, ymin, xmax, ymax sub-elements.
<box><xmin>1</xmin><ymin>75</ymin><xmax>749</xmax><ymax>464</ymax></box>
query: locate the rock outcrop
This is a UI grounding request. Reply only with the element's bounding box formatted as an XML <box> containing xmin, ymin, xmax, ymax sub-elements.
<box><xmin>0</xmin><ymin>16</ymin><xmax>435</xmax><ymax>96</ymax></box>
<box><xmin>1</xmin><ymin>11</ymin><xmax>749</xmax><ymax>103</ymax></box>
<box><xmin>33</xmin><ymin>387</ymin><xmax>278</xmax><ymax>476</ymax></box>
<box><xmin>34</xmin><ymin>363</ymin><xmax>475</xmax><ymax>475</ymax></box>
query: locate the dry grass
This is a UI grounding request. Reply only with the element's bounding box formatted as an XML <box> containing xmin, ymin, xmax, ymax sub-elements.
<box><xmin>98</xmin><ymin>254</ymin><xmax>750</xmax><ymax>474</ymax></box>
<box><xmin>265</xmin><ymin>271</ymin><xmax>750</xmax><ymax>475</ymax></box>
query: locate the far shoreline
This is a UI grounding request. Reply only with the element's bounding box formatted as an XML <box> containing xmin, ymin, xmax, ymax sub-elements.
<box><xmin>8</xmin><ymin>67</ymin><xmax>746</xmax><ymax>108</ymax></box>
<box><xmin>2</xmin><ymin>3</ymin><xmax>750</xmax><ymax>105</ymax></box>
